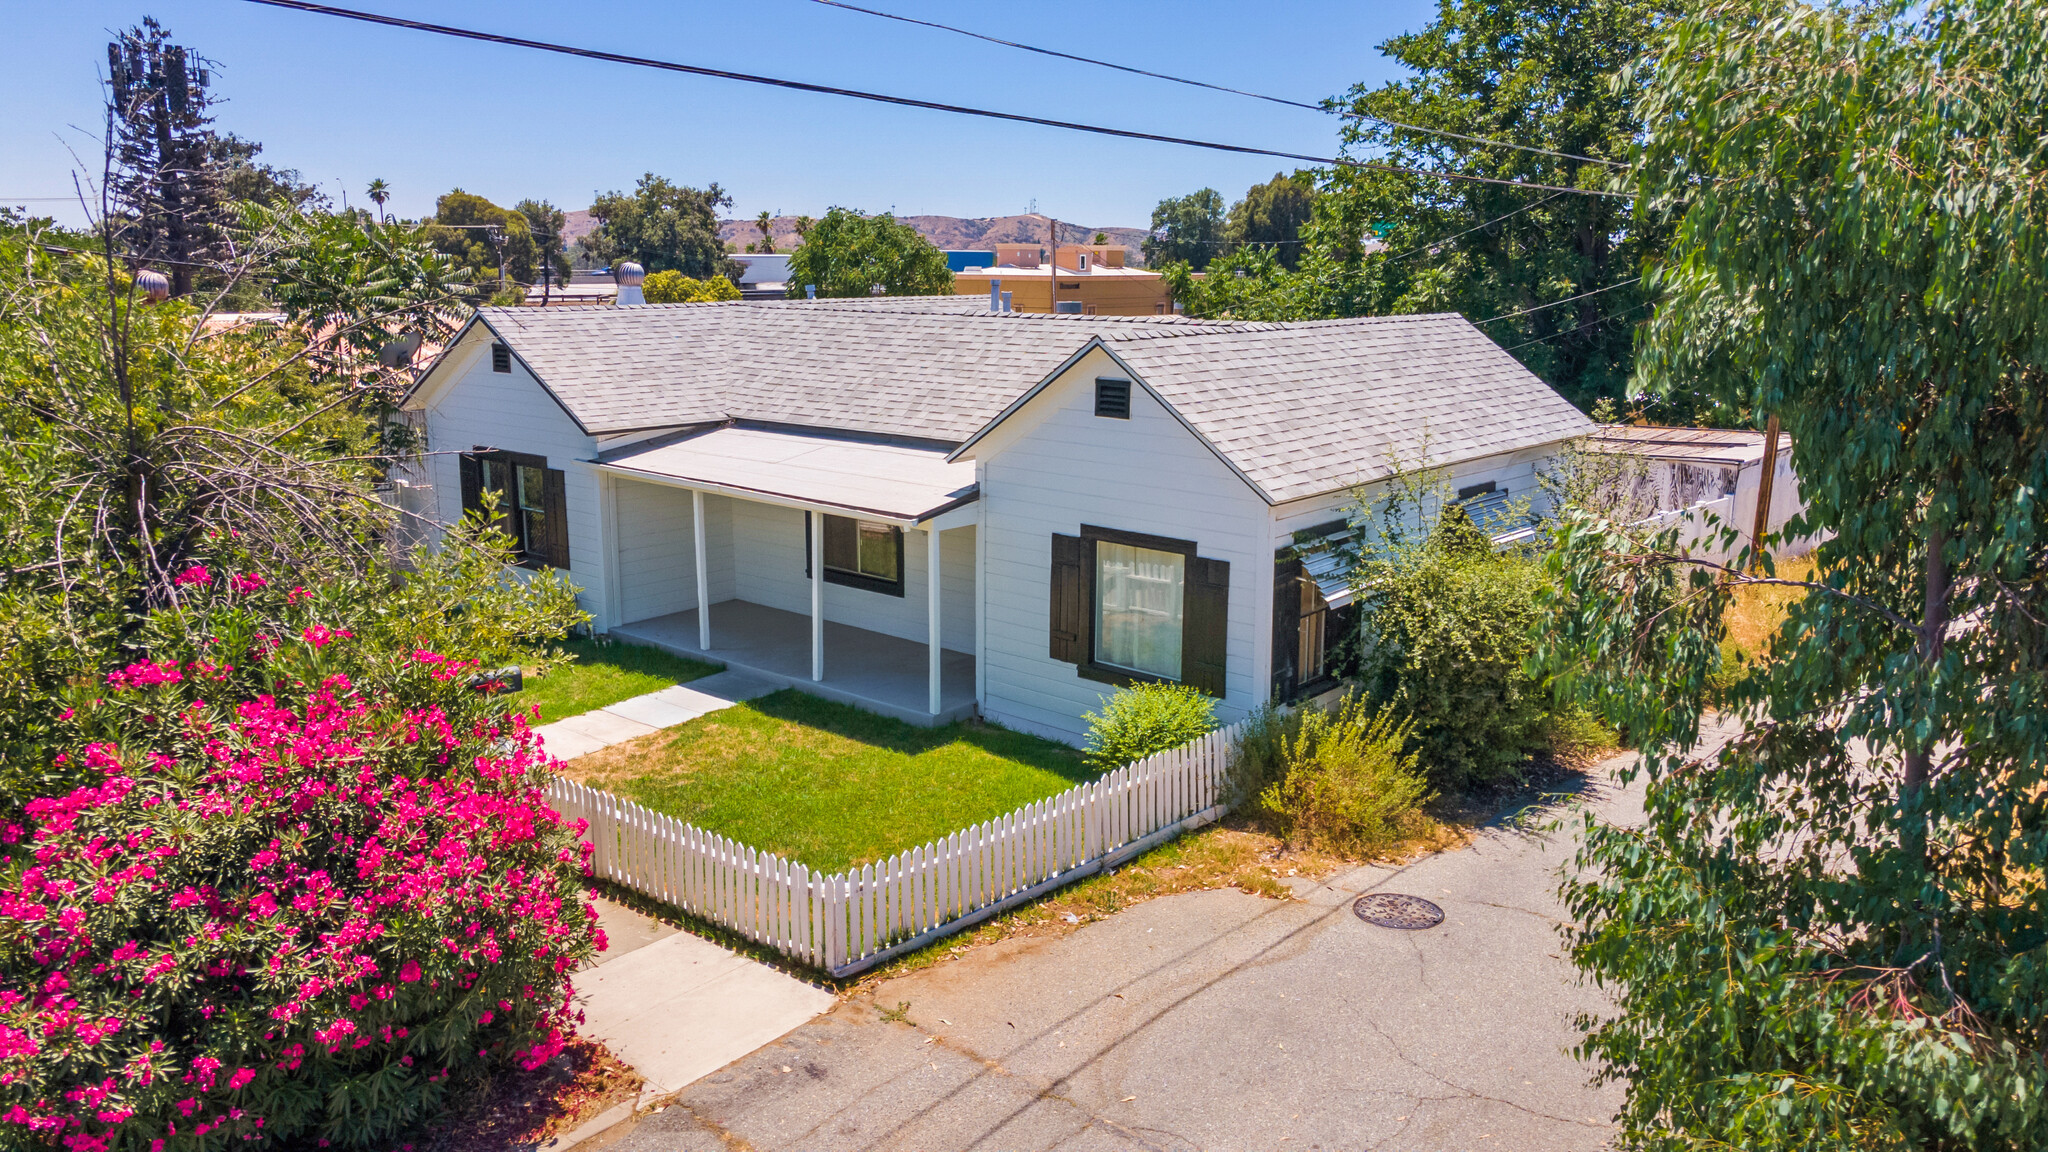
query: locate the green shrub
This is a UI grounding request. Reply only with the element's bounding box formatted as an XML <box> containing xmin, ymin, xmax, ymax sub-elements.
<box><xmin>1355</xmin><ymin>521</ymin><xmax>1550</xmax><ymax>788</ymax></box>
<box><xmin>1226</xmin><ymin>700</ymin><xmax>1303</xmax><ymax>805</ymax></box>
<box><xmin>1081</xmin><ymin>683</ymin><xmax>1217</xmax><ymax>772</ymax></box>
<box><xmin>1256</xmin><ymin>694</ymin><xmax>1433</xmax><ymax>856</ymax></box>
<box><xmin>642</xmin><ymin>268</ymin><xmax>741</xmax><ymax>303</ymax></box>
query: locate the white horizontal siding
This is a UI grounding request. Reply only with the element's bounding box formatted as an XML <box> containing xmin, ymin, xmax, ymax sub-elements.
<box><xmin>420</xmin><ymin>327</ymin><xmax>608</xmax><ymax>626</ymax></box>
<box><xmin>1269</xmin><ymin>443</ymin><xmax>1557</xmax><ymax>539</ymax></box>
<box><xmin>618</xmin><ymin>488</ymin><xmax>974</xmax><ymax>653</ymax></box>
<box><xmin>972</xmin><ymin>347</ymin><xmax>1270</xmax><ymax>745</ymax></box>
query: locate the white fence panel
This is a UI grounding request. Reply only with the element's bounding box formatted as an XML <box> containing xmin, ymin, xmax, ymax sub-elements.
<box><xmin>543</xmin><ymin>715</ymin><xmax>1245</xmax><ymax>977</ymax></box>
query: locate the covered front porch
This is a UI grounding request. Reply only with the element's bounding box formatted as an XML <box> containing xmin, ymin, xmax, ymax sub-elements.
<box><xmin>596</xmin><ymin>424</ymin><xmax>980</xmax><ymax>728</ymax></box>
<box><xmin>610</xmin><ymin>601</ymin><xmax>976</xmax><ymax>726</ymax></box>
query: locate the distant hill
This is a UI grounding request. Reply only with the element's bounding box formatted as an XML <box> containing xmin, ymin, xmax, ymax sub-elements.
<box><xmin>558</xmin><ymin>209</ymin><xmax>1150</xmax><ymax>266</ymax></box>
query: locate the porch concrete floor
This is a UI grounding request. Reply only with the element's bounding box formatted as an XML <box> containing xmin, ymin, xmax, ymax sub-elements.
<box><xmin>611</xmin><ymin>601</ymin><xmax>976</xmax><ymax>728</ymax></box>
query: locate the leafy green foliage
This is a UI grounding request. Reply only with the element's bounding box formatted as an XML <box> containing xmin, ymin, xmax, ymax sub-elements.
<box><xmin>1165</xmin><ymin>0</ymin><xmax>1671</xmax><ymax>413</ymax></box>
<box><xmin>1254</xmin><ymin>694</ymin><xmax>1432</xmax><ymax>857</ymax></box>
<box><xmin>782</xmin><ymin>208</ymin><xmax>953</xmax><ymax>298</ymax></box>
<box><xmin>1224</xmin><ymin>171</ymin><xmax>1318</xmax><ymax>270</ymax></box>
<box><xmin>1080</xmin><ymin>683</ymin><xmax>1218</xmax><ymax>773</ymax></box>
<box><xmin>587</xmin><ymin>174</ymin><xmax>740</xmax><ymax>280</ymax></box>
<box><xmin>1535</xmin><ymin>2</ymin><xmax>2048</xmax><ymax>1146</ymax></box>
<box><xmin>1141</xmin><ymin>188</ymin><xmax>1225</xmax><ymax>271</ymax></box>
<box><xmin>426</xmin><ymin>188</ymin><xmax>541</xmax><ymax>287</ymax></box>
<box><xmin>641</xmin><ymin>269</ymin><xmax>741</xmax><ymax>304</ymax></box>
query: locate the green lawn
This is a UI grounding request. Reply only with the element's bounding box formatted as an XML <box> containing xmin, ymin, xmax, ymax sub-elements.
<box><xmin>520</xmin><ymin>636</ymin><xmax>722</xmax><ymax>724</ymax></box>
<box><xmin>565</xmin><ymin>689</ymin><xmax>1095</xmax><ymax>873</ymax></box>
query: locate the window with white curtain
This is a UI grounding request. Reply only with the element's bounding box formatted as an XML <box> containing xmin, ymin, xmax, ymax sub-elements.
<box><xmin>1094</xmin><ymin>540</ymin><xmax>1185</xmax><ymax>679</ymax></box>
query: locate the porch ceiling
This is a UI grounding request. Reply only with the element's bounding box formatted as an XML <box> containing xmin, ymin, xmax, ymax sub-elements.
<box><xmin>595</xmin><ymin>426</ymin><xmax>978</xmax><ymax>524</ymax></box>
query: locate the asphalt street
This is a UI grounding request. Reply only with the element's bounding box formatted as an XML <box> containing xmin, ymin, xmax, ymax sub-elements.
<box><xmin>597</xmin><ymin>718</ymin><xmax>1737</xmax><ymax>1152</ymax></box>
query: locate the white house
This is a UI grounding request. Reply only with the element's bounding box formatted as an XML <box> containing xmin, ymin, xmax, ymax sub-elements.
<box><xmin>399</xmin><ymin>296</ymin><xmax>1591</xmax><ymax>744</ymax></box>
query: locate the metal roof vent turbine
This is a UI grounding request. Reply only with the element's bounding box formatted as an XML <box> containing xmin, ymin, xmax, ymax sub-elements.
<box><xmin>614</xmin><ymin>261</ymin><xmax>645</xmax><ymax>306</ymax></box>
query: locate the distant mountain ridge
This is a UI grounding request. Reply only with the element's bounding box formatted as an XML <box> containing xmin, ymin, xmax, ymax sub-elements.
<box><xmin>558</xmin><ymin>210</ymin><xmax>1150</xmax><ymax>266</ymax></box>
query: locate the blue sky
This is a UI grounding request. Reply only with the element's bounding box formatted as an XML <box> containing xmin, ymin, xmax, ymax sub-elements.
<box><xmin>2</xmin><ymin>0</ymin><xmax>1437</xmax><ymax>229</ymax></box>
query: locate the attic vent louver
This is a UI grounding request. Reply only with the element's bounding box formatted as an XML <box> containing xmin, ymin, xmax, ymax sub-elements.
<box><xmin>1095</xmin><ymin>378</ymin><xmax>1131</xmax><ymax>419</ymax></box>
<box><xmin>491</xmin><ymin>342</ymin><xmax>511</xmax><ymax>373</ymax></box>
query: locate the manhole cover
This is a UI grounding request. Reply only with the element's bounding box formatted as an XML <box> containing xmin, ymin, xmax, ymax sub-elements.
<box><xmin>1353</xmin><ymin>893</ymin><xmax>1445</xmax><ymax>930</ymax></box>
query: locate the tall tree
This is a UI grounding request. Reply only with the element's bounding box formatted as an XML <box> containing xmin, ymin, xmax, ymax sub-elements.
<box><xmin>1225</xmin><ymin>171</ymin><xmax>1318</xmax><ymax>270</ymax></box>
<box><xmin>753</xmin><ymin>209</ymin><xmax>776</xmax><ymax>254</ymax></box>
<box><xmin>106</xmin><ymin>18</ymin><xmax>225</xmax><ymax>296</ymax></box>
<box><xmin>1538</xmin><ymin>0</ymin><xmax>2048</xmax><ymax>1145</ymax></box>
<box><xmin>1142</xmin><ymin>188</ymin><xmax>1225</xmax><ymax>270</ymax></box>
<box><xmin>1314</xmin><ymin>0</ymin><xmax>1665</xmax><ymax>410</ymax></box>
<box><xmin>783</xmin><ymin>208</ymin><xmax>952</xmax><ymax>298</ymax></box>
<box><xmin>366</xmin><ymin>178</ymin><xmax>390</xmax><ymax>222</ymax></box>
<box><xmin>209</xmin><ymin>134</ymin><xmax>324</xmax><ymax>210</ymax></box>
<box><xmin>426</xmin><ymin>189</ymin><xmax>538</xmax><ymax>288</ymax></box>
<box><xmin>586</xmin><ymin>174</ymin><xmax>739</xmax><ymax>280</ymax></box>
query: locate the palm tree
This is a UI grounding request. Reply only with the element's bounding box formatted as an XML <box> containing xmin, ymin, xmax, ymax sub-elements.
<box><xmin>755</xmin><ymin>210</ymin><xmax>776</xmax><ymax>254</ymax></box>
<box><xmin>366</xmin><ymin>178</ymin><xmax>391</xmax><ymax>224</ymax></box>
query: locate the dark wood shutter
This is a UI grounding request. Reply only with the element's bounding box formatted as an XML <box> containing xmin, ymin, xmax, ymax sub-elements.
<box><xmin>458</xmin><ymin>453</ymin><xmax>483</xmax><ymax>521</ymax></box>
<box><xmin>1049</xmin><ymin>533</ymin><xmax>1085</xmax><ymax>663</ymax></box>
<box><xmin>1272</xmin><ymin>557</ymin><xmax>1302</xmax><ymax>703</ymax></box>
<box><xmin>1184</xmin><ymin>556</ymin><xmax>1230</xmax><ymax>697</ymax></box>
<box><xmin>542</xmin><ymin>467</ymin><xmax>569</xmax><ymax>569</ymax></box>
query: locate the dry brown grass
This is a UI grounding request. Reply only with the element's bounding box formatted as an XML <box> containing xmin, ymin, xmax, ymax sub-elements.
<box><xmin>853</xmin><ymin>810</ymin><xmax>1464</xmax><ymax>989</ymax></box>
<box><xmin>1723</xmin><ymin>554</ymin><xmax>1817</xmax><ymax>659</ymax></box>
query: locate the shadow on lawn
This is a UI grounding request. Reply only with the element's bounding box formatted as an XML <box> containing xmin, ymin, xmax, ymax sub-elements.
<box><xmin>744</xmin><ymin>688</ymin><xmax>1096</xmax><ymax>787</ymax></box>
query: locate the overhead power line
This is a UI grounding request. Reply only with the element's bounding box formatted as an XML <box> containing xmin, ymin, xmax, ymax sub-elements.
<box><xmin>1501</xmin><ymin>301</ymin><xmax>1651</xmax><ymax>352</ymax></box>
<box><xmin>807</xmin><ymin>0</ymin><xmax>1624</xmax><ymax>169</ymax></box>
<box><xmin>1478</xmin><ymin>276</ymin><xmax>1644</xmax><ymax>324</ymax></box>
<box><xmin>1377</xmin><ymin>191</ymin><xmax>1568</xmax><ymax>263</ymax></box>
<box><xmin>236</xmin><ymin>0</ymin><xmax>1627</xmax><ymax>200</ymax></box>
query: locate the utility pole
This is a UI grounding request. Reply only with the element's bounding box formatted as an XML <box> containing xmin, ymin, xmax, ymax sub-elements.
<box><xmin>1749</xmin><ymin>414</ymin><xmax>1782</xmax><ymax>571</ymax></box>
<box><xmin>1047</xmin><ymin>215</ymin><xmax>1056</xmax><ymax>315</ymax></box>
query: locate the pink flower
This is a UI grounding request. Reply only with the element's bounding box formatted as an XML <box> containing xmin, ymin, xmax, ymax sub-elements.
<box><xmin>230</xmin><ymin>573</ymin><xmax>268</xmax><ymax>594</ymax></box>
<box><xmin>173</xmin><ymin>566</ymin><xmax>211</xmax><ymax>587</ymax></box>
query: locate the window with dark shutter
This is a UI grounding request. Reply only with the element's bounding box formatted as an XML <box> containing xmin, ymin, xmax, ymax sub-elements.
<box><xmin>1048</xmin><ymin>534</ymin><xmax>1085</xmax><ymax>663</ymax></box>
<box><xmin>1094</xmin><ymin>378</ymin><xmax>1131</xmax><ymax>419</ymax></box>
<box><xmin>1056</xmin><ymin>526</ymin><xmax>1229</xmax><ymax>698</ymax></box>
<box><xmin>1272</xmin><ymin>556</ymin><xmax>1303</xmax><ymax>702</ymax></box>
<box><xmin>1182</xmin><ymin>557</ymin><xmax>1230</xmax><ymax>697</ymax></box>
<box><xmin>456</xmin><ymin>449</ymin><xmax>565</xmax><ymax>570</ymax></box>
<box><xmin>491</xmin><ymin>342</ymin><xmax>511</xmax><ymax>373</ymax></box>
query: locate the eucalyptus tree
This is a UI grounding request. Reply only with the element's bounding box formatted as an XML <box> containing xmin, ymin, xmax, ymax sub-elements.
<box><xmin>1537</xmin><ymin>1</ymin><xmax>2048</xmax><ymax>1146</ymax></box>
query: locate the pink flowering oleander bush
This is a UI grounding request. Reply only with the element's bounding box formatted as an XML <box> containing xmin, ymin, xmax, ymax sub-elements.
<box><xmin>0</xmin><ymin>561</ymin><xmax>601</xmax><ymax>1151</ymax></box>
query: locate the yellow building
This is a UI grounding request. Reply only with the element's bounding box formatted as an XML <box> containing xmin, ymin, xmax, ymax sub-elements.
<box><xmin>953</xmin><ymin>244</ymin><xmax>1175</xmax><ymax>316</ymax></box>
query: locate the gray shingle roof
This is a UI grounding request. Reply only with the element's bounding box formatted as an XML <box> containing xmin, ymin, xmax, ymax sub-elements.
<box><xmin>1097</xmin><ymin>314</ymin><xmax>1593</xmax><ymax>503</ymax></box>
<box><xmin>458</xmin><ymin>299</ymin><xmax>1588</xmax><ymax>504</ymax></box>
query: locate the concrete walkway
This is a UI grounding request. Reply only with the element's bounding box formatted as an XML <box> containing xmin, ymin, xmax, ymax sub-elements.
<box><xmin>578</xmin><ymin>898</ymin><xmax>837</xmax><ymax>1098</ymax></box>
<box><xmin>600</xmin><ymin>717</ymin><xmax>1742</xmax><ymax>1152</ymax></box>
<box><xmin>534</xmin><ymin>670</ymin><xmax>776</xmax><ymax>761</ymax></box>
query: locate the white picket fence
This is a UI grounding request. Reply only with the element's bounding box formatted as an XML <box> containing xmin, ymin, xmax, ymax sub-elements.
<box><xmin>545</xmin><ymin>721</ymin><xmax>1242</xmax><ymax>977</ymax></box>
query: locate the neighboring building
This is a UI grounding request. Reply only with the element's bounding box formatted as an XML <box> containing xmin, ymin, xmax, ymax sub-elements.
<box><xmin>1585</xmin><ymin>424</ymin><xmax>1810</xmax><ymax>563</ymax></box>
<box><xmin>400</xmin><ymin>296</ymin><xmax>1589</xmax><ymax>743</ymax></box>
<box><xmin>953</xmin><ymin>244</ymin><xmax>1173</xmax><ymax>316</ymax></box>
<box><xmin>730</xmin><ymin>254</ymin><xmax>791</xmax><ymax>300</ymax></box>
<box><xmin>522</xmin><ymin>269</ymin><xmax>617</xmax><ymax>307</ymax></box>
<box><xmin>946</xmin><ymin>250</ymin><xmax>996</xmax><ymax>273</ymax></box>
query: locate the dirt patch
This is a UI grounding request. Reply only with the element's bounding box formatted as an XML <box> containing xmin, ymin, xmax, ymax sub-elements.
<box><xmin>418</xmin><ymin>1035</ymin><xmax>642</xmax><ymax>1152</ymax></box>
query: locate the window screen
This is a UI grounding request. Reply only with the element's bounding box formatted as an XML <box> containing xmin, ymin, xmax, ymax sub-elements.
<box><xmin>815</xmin><ymin>514</ymin><xmax>904</xmax><ymax>594</ymax></box>
<box><xmin>1094</xmin><ymin>541</ymin><xmax>1185</xmax><ymax>679</ymax></box>
<box><xmin>1095</xmin><ymin>378</ymin><xmax>1131</xmax><ymax>419</ymax></box>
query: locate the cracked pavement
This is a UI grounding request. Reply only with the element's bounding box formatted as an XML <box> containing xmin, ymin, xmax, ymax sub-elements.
<box><xmin>599</xmin><ymin>725</ymin><xmax>1736</xmax><ymax>1152</ymax></box>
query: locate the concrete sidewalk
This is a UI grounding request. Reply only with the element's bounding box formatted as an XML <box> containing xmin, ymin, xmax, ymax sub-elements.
<box><xmin>577</xmin><ymin>899</ymin><xmax>836</xmax><ymax>1098</ymax></box>
<box><xmin>534</xmin><ymin>670</ymin><xmax>776</xmax><ymax>761</ymax></box>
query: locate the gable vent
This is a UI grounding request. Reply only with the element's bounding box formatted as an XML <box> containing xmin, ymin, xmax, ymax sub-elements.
<box><xmin>491</xmin><ymin>342</ymin><xmax>511</xmax><ymax>373</ymax></box>
<box><xmin>1095</xmin><ymin>378</ymin><xmax>1131</xmax><ymax>419</ymax></box>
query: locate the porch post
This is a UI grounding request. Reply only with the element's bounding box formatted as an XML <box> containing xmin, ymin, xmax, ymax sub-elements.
<box><xmin>927</xmin><ymin>526</ymin><xmax>942</xmax><ymax>715</ymax></box>
<box><xmin>810</xmin><ymin>512</ymin><xmax>824</xmax><ymax>681</ymax></box>
<box><xmin>692</xmin><ymin>489</ymin><xmax>711</xmax><ymax>651</ymax></box>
